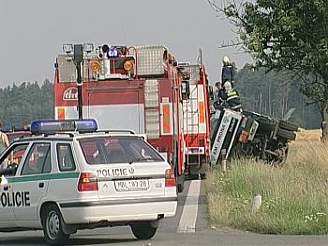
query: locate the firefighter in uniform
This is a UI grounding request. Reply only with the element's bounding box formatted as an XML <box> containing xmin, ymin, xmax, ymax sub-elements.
<box><xmin>221</xmin><ymin>56</ymin><xmax>236</xmax><ymax>86</ymax></box>
<box><xmin>213</xmin><ymin>81</ymin><xmax>227</xmax><ymax>109</ymax></box>
<box><xmin>223</xmin><ymin>81</ymin><xmax>242</xmax><ymax>111</ymax></box>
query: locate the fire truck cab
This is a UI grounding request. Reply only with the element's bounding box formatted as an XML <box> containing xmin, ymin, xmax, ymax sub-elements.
<box><xmin>54</xmin><ymin>44</ymin><xmax>186</xmax><ymax>192</ymax></box>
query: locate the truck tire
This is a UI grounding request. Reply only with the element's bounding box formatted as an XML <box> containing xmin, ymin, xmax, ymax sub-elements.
<box><xmin>243</xmin><ymin>111</ymin><xmax>276</xmax><ymax>132</ymax></box>
<box><xmin>277</xmin><ymin>128</ymin><xmax>296</xmax><ymax>140</ymax></box>
<box><xmin>279</xmin><ymin>120</ymin><xmax>298</xmax><ymax>132</ymax></box>
<box><xmin>256</xmin><ymin>117</ymin><xmax>276</xmax><ymax>132</ymax></box>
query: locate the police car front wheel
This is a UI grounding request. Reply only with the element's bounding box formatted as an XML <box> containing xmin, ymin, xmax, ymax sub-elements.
<box><xmin>42</xmin><ymin>205</ymin><xmax>70</xmax><ymax>245</ymax></box>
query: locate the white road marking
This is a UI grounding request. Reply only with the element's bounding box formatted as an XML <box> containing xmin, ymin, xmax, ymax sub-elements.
<box><xmin>177</xmin><ymin>180</ymin><xmax>201</xmax><ymax>233</ymax></box>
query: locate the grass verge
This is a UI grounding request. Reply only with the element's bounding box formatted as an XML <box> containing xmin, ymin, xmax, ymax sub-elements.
<box><xmin>206</xmin><ymin>141</ymin><xmax>328</xmax><ymax>234</ymax></box>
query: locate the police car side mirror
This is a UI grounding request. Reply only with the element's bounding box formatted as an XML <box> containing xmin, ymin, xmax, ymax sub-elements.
<box><xmin>0</xmin><ymin>164</ymin><xmax>17</xmax><ymax>176</ymax></box>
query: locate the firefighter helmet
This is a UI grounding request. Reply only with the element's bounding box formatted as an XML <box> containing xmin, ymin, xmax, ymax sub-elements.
<box><xmin>223</xmin><ymin>81</ymin><xmax>232</xmax><ymax>91</ymax></box>
<box><xmin>223</xmin><ymin>56</ymin><xmax>231</xmax><ymax>66</ymax></box>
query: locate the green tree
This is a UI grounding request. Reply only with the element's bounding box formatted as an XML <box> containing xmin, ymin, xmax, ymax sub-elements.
<box><xmin>0</xmin><ymin>80</ymin><xmax>54</xmax><ymax>129</ymax></box>
<box><xmin>236</xmin><ymin>65</ymin><xmax>321</xmax><ymax>129</ymax></box>
<box><xmin>209</xmin><ymin>0</ymin><xmax>328</xmax><ymax>138</ymax></box>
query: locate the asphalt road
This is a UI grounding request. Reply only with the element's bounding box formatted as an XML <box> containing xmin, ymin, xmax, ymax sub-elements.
<box><xmin>1</xmin><ymin>180</ymin><xmax>328</xmax><ymax>246</ymax></box>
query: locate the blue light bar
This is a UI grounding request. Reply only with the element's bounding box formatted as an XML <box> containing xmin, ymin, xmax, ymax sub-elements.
<box><xmin>108</xmin><ymin>47</ymin><xmax>119</xmax><ymax>57</ymax></box>
<box><xmin>31</xmin><ymin>119</ymin><xmax>98</xmax><ymax>135</ymax></box>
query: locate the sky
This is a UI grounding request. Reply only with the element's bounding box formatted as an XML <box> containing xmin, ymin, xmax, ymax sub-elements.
<box><xmin>0</xmin><ymin>0</ymin><xmax>251</xmax><ymax>87</ymax></box>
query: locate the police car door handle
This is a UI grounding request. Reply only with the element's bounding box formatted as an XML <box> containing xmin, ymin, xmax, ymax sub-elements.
<box><xmin>3</xmin><ymin>185</ymin><xmax>8</xmax><ymax>191</ymax></box>
<box><xmin>39</xmin><ymin>182</ymin><xmax>44</xmax><ymax>188</ymax></box>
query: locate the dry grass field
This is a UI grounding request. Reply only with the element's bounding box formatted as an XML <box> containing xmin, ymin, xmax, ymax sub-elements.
<box><xmin>295</xmin><ymin>128</ymin><xmax>321</xmax><ymax>141</ymax></box>
<box><xmin>206</xmin><ymin>129</ymin><xmax>328</xmax><ymax>234</ymax></box>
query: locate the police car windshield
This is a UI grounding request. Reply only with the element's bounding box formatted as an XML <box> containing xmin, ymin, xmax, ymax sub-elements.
<box><xmin>79</xmin><ymin>136</ymin><xmax>164</xmax><ymax>165</ymax></box>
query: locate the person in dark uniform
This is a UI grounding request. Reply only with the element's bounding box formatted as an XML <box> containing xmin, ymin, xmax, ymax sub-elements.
<box><xmin>213</xmin><ymin>81</ymin><xmax>227</xmax><ymax>109</ymax></box>
<box><xmin>221</xmin><ymin>56</ymin><xmax>236</xmax><ymax>86</ymax></box>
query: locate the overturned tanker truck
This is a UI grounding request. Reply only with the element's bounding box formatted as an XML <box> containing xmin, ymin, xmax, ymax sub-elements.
<box><xmin>210</xmin><ymin>108</ymin><xmax>298</xmax><ymax>166</ymax></box>
<box><xmin>210</xmin><ymin>59</ymin><xmax>298</xmax><ymax>166</ymax></box>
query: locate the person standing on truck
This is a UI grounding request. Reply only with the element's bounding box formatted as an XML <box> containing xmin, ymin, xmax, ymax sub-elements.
<box><xmin>221</xmin><ymin>56</ymin><xmax>236</xmax><ymax>86</ymax></box>
<box><xmin>0</xmin><ymin>122</ymin><xmax>9</xmax><ymax>154</ymax></box>
<box><xmin>213</xmin><ymin>81</ymin><xmax>227</xmax><ymax>109</ymax></box>
<box><xmin>224</xmin><ymin>81</ymin><xmax>242</xmax><ymax>111</ymax></box>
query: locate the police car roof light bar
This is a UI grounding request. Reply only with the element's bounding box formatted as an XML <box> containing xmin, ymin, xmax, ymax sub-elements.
<box><xmin>31</xmin><ymin>119</ymin><xmax>98</xmax><ymax>135</ymax></box>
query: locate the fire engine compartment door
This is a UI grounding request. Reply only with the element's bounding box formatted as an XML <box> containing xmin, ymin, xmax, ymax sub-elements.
<box><xmin>210</xmin><ymin>110</ymin><xmax>242</xmax><ymax>165</ymax></box>
<box><xmin>183</xmin><ymin>84</ymin><xmax>206</xmax><ymax>134</ymax></box>
<box><xmin>86</xmin><ymin>88</ymin><xmax>144</xmax><ymax>134</ymax></box>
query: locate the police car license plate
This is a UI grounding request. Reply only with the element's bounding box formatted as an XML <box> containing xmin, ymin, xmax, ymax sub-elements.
<box><xmin>114</xmin><ymin>179</ymin><xmax>149</xmax><ymax>192</ymax></box>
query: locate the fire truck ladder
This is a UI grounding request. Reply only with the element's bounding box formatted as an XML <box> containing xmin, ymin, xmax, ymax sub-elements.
<box><xmin>186</xmin><ymin>82</ymin><xmax>201</xmax><ymax>170</ymax></box>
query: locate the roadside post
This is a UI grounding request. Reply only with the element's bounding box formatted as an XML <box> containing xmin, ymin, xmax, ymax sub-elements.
<box><xmin>251</xmin><ymin>194</ymin><xmax>262</xmax><ymax>213</ymax></box>
<box><xmin>221</xmin><ymin>149</ymin><xmax>227</xmax><ymax>172</ymax></box>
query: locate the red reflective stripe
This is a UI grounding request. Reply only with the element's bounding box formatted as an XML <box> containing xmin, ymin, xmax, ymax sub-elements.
<box><xmin>198</xmin><ymin>101</ymin><xmax>205</xmax><ymax>124</ymax></box>
<box><xmin>162</xmin><ymin>104</ymin><xmax>171</xmax><ymax>134</ymax></box>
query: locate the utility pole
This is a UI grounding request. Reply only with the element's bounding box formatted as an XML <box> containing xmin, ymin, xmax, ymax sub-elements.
<box><xmin>73</xmin><ymin>44</ymin><xmax>83</xmax><ymax>119</ymax></box>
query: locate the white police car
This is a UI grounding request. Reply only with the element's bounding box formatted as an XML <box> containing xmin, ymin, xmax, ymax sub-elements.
<box><xmin>0</xmin><ymin>119</ymin><xmax>177</xmax><ymax>244</ymax></box>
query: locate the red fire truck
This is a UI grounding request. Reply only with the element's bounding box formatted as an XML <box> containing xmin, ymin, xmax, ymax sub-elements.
<box><xmin>179</xmin><ymin>63</ymin><xmax>211</xmax><ymax>179</ymax></box>
<box><xmin>54</xmin><ymin>44</ymin><xmax>186</xmax><ymax>192</ymax></box>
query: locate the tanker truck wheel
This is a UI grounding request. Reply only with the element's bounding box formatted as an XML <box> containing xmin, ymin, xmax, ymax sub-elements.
<box><xmin>243</xmin><ymin>111</ymin><xmax>276</xmax><ymax>132</ymax></box>
<box><xmin>277</xmin><ymin>128</ymin><xmax>296</xmax><ymax>141</ymax></box>
<box><xmin>279</xmin><ymin>120</ymin><xmax>299</xmax><ymax>132</ymax></box>
<box><xmin>257</xmin><ymin>117</ymin><xmax>277</xmax><ymax>132</ymax></box>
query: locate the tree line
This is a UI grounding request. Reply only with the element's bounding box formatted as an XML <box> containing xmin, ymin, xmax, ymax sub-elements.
<box><xmin>0</xmin><ymin>80</ymin><xmax>54</xmax><ymax>129</ymax></box>
<box><xmin>235</xmin><ymin>65</ymin><xmax>321</xmax><ymax>129</ymax></box>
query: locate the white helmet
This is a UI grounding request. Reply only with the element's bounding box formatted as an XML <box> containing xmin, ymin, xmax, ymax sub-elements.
<box><xmin>224</xmin><ymin>81</ymin><xmax>232</xmax><ymax>91</ymax></box>
<box><xmin>223</xmin><ymin>56</ymin><xmax>231</xmax><ymax>66</ymax></box>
